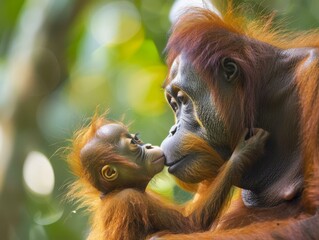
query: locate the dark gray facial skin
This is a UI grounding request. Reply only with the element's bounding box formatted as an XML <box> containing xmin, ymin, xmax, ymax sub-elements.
<box><xmin>161</xmin><ymin>55</ymin><xmax>231</xmax><ymax>183</ymax></box>
<box><xmin>96</xmin><ymin>124</ymin><xmax>165</xmax><ymax>188</ymax></box>
<box><xmin>161</xmin><ymin>48</ymin><xmax>311</xmax><ymax>207</ymax></box>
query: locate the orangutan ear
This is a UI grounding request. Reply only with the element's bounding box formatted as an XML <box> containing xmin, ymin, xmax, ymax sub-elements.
<box><xmin>221</xmin><ymin>57</ymin><xmax>239</xmax><ymax>82</ymax></box>
<box><xmin>101</xmin><ymin>165</ymin><xmax>118</xmax><ymax>182</ymax></box>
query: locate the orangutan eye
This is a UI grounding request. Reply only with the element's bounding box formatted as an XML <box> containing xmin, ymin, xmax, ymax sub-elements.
<box><xmin>170</xmin><ymin>98</ymin><xmax>178</xmax><ymax>112</ymax></box>
<box><xmin>130</xmin><ymin>138</ymin><xmax>139</xmax><ymax>145</ymax></box>
<box><xmin>177</xmin><ymin>91</ymin><xmax>187</xmax><ymax>104</ymax></box>
<box><xmin>134</xmin><ymin>133</ymin><xmax>140</xmax><ymax>141</ymax></box>
<box><xmin>130</xmin><ymin>133</ymin><xmax>142</xmax><ymax>145</ymax></box>
<box><xmin>134</xmin><ymin>133</ymin><xmax>143</xmax><ymax>144</ymax></box>
<box><xmin>166</xmin><ymin>91</ymin><xmax>179</xmax><ymax>113</ymax></box>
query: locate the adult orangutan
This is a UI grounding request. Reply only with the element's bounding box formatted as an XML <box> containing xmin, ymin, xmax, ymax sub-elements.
<box><xmin>158</xmin><ymin>6</ymin><xmax>319</xmax><ymax>239</ymax></box>
<box><xmin>67</xmin><ymin>115</ymin><xmax>268</xmax><ymax>240</ymax></box>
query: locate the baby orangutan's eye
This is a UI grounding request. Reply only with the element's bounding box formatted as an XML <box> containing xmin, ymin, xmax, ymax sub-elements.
<box><xmin>134</xmin><ymin>133</ymin><xmax>141</xmax><ymax>142</ymax></box>
<box><xmin>129</xmin><ymin>133</ymin><xmax>142</xmax><ymax>145</ymax></box>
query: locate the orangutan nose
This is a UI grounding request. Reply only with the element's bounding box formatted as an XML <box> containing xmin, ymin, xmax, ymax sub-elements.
<box><xmin>144</xmin><ymin>144</ymin><xmax>153</xmax><ymax>149</ymax></box>
<box><xmin>169</xmin><ymin>124</ymin><xmax>178</xmax><ymax>136</ymax></box>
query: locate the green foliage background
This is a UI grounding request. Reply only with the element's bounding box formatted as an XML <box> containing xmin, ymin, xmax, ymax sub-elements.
<box><xmin>0</xmin><ymin>0</ymin><xmax>318</xmax><ymax>239</ymax></box>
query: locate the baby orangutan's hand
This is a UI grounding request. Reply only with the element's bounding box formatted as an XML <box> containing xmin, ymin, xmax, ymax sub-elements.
<box><xmin>230</xmin><ymin>128</ymin><xmax>270</xmax><ymax>174</ymax></box>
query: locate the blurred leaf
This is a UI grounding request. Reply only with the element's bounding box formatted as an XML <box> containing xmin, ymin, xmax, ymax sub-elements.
<box><xmin>0</xmin><ymin>0</ymin><xmax>25</xmax><ymax>56</ymax></box>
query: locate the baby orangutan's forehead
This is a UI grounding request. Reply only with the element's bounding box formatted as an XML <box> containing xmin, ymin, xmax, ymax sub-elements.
<box><xmin>96</xmin><ymin>123</ymin><xmax>128</xmax><ymax>143</ymax></box>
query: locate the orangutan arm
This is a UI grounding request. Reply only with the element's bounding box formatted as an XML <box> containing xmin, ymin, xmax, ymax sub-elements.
<box><xmin>148</xmin><ymin>211</ymin><xmax>319</xmax><ymax>240</ymax></box>
<box><xmin>188</xmin><ymin>128</ymin><xmax>269</xmax><ymax>230</ymax></box>
<box><xmin>149</xmin><ymin>128</ymin><xmax>269</xmax><ymax>234</ymax></box>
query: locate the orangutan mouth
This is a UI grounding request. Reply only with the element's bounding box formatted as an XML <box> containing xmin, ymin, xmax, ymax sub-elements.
<box><xmin>152</xmin><ymin>155</ymin><xmax>165</xmax><ymax>163</ymax></box>
<box><xmin>166</xmin><ymin>154</ymin><xmax>194</xmax><ymax>173</ymax></box>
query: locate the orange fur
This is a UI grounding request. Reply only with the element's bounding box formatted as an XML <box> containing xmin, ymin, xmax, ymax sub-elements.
<box><xmin>66</xmin><ymin>113</ymin><xmax>130</xmax><ymax>209</ymax></box>
<box><xmin>166</xmin><ymin>4</ymin><xmax>319</xmax><ymax>209</ymax></box>
<box><xmin>169</xmin><ymin>133</ymin><xmax>225</xmax><ymax>193</ymax></box>
<box><xmin>66</xmin><ymin>113</ymin><xmax>106</xmax><ymax>211</ymax></box>
<box><xmin>175</xmin><ymin>133</ymin><xmax>225</xmax><ymax>192</ymax></box>
<box><xmin>296</xmin><ymin>58</ymin><xmax>319</xmax><ymax>212</ymax></box>
<box><xmin>165</xmin><ymin>6</ymin><xmax>319</xmax><ymax>148</ymax></box>
<box><xmin>66</xmin><ymin>114</ymin><xmax>259</xmax><ymax>239</ymax></box>
<box><xmin>159</xmin><ymin>5</ymin><xmax>319</xmax><ymax>239</ymax></box>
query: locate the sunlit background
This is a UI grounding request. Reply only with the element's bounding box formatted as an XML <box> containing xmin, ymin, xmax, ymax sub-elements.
<box><xmin>0</xmin><ymin>0</ymin><xmax>318</xmax><ymax>239</ymax></box>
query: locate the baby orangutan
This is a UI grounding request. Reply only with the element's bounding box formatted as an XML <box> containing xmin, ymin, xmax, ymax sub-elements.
<box><xmin>67</xmin><ymin>116</ymin><xmax>269</xmax><ymax>240</ymax></box>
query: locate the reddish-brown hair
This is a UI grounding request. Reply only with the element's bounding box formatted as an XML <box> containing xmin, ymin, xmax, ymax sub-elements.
<box><xmin>165</xmin><ymin>7</ymin><xmax>319</xmax><ymax>144</ymax></box>
<box><xmin>296</xmin><ymin>59</ymin><xmax>319</xmax><ymax>211</ymax></box>
<box><xmin>165</xmin><ymin>6</ymin><xmax>319</xmax><ymax>211</ymax></box>
<box><xmin>66</xmin><ymin>113</ymin><xmax>136</xmax><ymax>209</ymax></box>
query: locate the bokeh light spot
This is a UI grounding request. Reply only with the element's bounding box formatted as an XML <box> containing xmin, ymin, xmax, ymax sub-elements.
<box><xmin>23</xmin><ymin>151</ymin><xmax>55</xmax><ymax>196</ymax></box>
<box><xmin>90</xmin><ymin>1</ymin><xmax>141</xmax><ymax>46</ymax></box>
<box><xmin>169</xmin><ymin>0</ymin><xmax>221</xmax><ymax>23</ymax></box>
<box><xmin>34</xmin><ymin>209</ymin><xmax>64</xmax><ymax>225</ymax></box>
